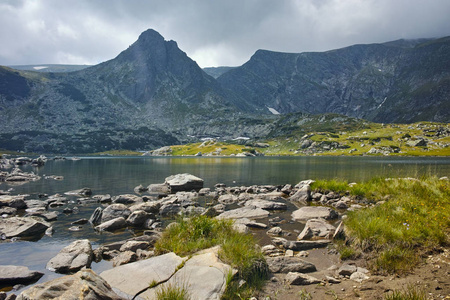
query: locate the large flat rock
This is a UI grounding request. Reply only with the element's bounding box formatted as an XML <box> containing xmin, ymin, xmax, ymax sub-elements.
<box><xmin>140</xmin><ymin>247</ymin><xmax>233</xmax><ymax>300</ymax></box>
<box><xmin>291</xmin><ymin>206</ymin><xmax>338</xmax><ymax>221</ymax></box>
<box><xmin>100</xmin><ymin>252</ymin><xmax>186</xmax><ymax>299</ymax></box>
<box><xmin>0</xmin><ymin>216</ymin><xmax>50</xmax><ymax>238</ymax></box>
<box><xmin>17</xmin><ymin>269</ymin><xmax>123</xmax><ymax>300</ymax></box>
<box><xmin>46</xmin><ymin>239</ymin><xmax>93</xmax><ymax>274</ymax></box>
<box><xmin>165</xmin><ymin>173</ymin><xmax>204</xmax><ymax>192</ymax></box>
<box><xmin>0</xmin><ymin>265</ymin><xmax>43</xmax><ymax>285</ymax></box>
<box><xmin>217</xmin><ymin>206</ymin><xmax>270</xmax><ymax>219</ymax></box>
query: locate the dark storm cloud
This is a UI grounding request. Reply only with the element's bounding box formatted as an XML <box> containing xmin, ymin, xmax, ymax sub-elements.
<box><xmin>1</xmin><ymin>0</ymin><xmax>449</xmax><ymax>67</ymax></box>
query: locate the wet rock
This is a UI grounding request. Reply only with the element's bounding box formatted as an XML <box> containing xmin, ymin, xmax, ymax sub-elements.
<box><xmin>101</xmin><ymin>204</ymin><xmax>131</xmax><ymax>223</ymax></box>
<box><xmin>64</xmin><ymin>188</ymin><xmax>92</xmax><ymax>196</ymax></box>
<box><xmin>17</xmin><ymin>269</ymin><xmax>123</xmax><ymax>300</ymax></box>
<box><xmin>134</xmin><ymin>184</ymin><xmax>148</xmax><ymax>193</ymax></box>
<box><xmin>89</xmin><ymin>207</ymin><xmax>103</xmax><ymax>225</ymax></box>
<box><xmin>0</xmin><ymin>217</ymin><xmax>50</xmax><ymax>239</ymax></box>
<box><xmin>71</xmin><ymin>218</ymin><xmax>88</xmax><ymax>225</ymax></box>
<box><xmin>95</xmin><ymin>217</ymin><xmax>127</xmax><ymax>232</ymax></box>
<box><xmin>267</xmin><ymin>226</ymin><xmax>283</xmax><ymax>236</ymax></box>
<box><xmin>292</xmin><ymin>206</ymin><xmax>338</xmax><ymax>221</ymax></box>
<box><xmin>165</xmin><ymin>173</ymin><xmax>204</xmax><ymax>192</ymax></box>
<box><xmin>261</xmin><ymin>245</ymin><xmax>284</xmax><ymax>257</ymax></box>
<box><xmin>0</xmin><ymin>265</ymin><xmax>43</xmax><ymax>285</ymax></box>
<box><xmin>46</xmin><ymin>239</ymin><xmax>93</xmax><ymax>273</ymax></box>
<box><xmin>92</xmin><ymin>194</ymin><xmax>112</xmax><ymax>203</ymax></box>
<box><xmin>234</xmin><ymin>218</ymin><xmax>267</xmax><ymax>229</ymax></box>
<box><xmin>272</xmin><ymin>237</ymin><xmax>330</xmax><ymax>251</ymax></box>
<box><xmin>0</xmin><ymin>206</ymin><xmax>17</xmax><ymax>215</ymax></box>
<box><xmin>147</xmin><ymin>183</ymin><xmax>170</xmax><ymax>195</ymax></box>
<box><xmin>297</xmin><ymin>218</ymin><xmax>336</xmax><ymax>240</ymax></box>
<box><xmin>285</xmin><ymin>272</ymin><xmax>322</xmax><ymax>285</ymax></box>
<box><xmin>0</xmin><ymin>196</ymin><xmax>27</xmax><ymax>209</ymax></box>
<box><xmin>267</xmin><ymin>256</ymin><xmax>316</xmax><ymax>273</ymax></box>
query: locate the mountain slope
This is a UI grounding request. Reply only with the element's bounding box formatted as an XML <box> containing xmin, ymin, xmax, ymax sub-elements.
<box><xmin>217</xmin><ymin>38</ymin><xmax>450</xmax><ymax>122</ymax></box>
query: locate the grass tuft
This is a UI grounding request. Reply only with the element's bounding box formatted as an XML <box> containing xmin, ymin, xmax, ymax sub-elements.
<box><xmin>155</xmin><ymin>282</ymin><xmax>191</xmax><ymax>300</ymax></box>
<box><xmin>384</xmin><ymin>285</ymin><xmax>427</xmax><ymax>300</ymax></box>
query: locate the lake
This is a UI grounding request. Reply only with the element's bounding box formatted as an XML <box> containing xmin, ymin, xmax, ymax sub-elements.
<box><xmin>0</xmin><ymin>156</ymin><xmax>449</xmax><ymax>291</ymax></box>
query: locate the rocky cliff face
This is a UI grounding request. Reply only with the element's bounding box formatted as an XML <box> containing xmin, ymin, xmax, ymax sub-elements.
<box><xmin>217</xmin><ymin>37</ymin><xmax>450</xmax><ymax>123</ymax></box>
<box><xmin>0</xmin><ymin>30</ymin><xmax>448</xmax><ymax>153</ymax></box>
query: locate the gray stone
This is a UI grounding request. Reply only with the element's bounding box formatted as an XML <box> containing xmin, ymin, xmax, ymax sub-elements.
<box><xmin>350</xmin><ymin>271</ymin><xmax>370</xmax><ymax>283</ymax></box>
<box><xmin>159</xmin><ymin>203</ymin><xmax>182</xmax><ymax>216</ymax></box>
<box><xmin>101</xmin><ymin>252</ymin><xmax>187</xmax><ymax>298</ymax></box>
<box><xmin>272</xmin><ymin>237</ymin><xmax>330</xmax><ymax>251</ymax></box>
<box><xmin>165</xmin><ymin>173</ymin><xmax>204</xmax><ymax>192</ymax></box>
<box><xmin>285</xmin><ymin>272</ymin><xmax>321</xmax><ymax>285</ymax></box>
<box><xmin>119</xmin><ymin>241</ymin><xmax>150</xmax><ymax>252</ymax></box>
<box><xmin>297</xmin><ymin>218</ymin><xmax>336</xmax><ymax>240</ymax></box>
<box><xmin>0</xmin><ymin>196</ymin><xmax>26</xmax><ymax>209</ymax></box>
<box><xmin>217</xmin><ymin>206</ymin><xmax>270</xmax><ymax>219</ymax></box>
<box><xmin>89</xmin><ymin>207</ymin><xmax>103</xmax><ymax>225</ymax></box>
<box><xmin>112</xmin><ymin>194</ymin><xmax>143</xmax><ymax>204</ymax></box>
<box><xmin>244</xmin><ymin>199</ymin><xmax>287</xmax><ymax>210</ymax></box>
<box><xmin>289</xmin><ymin>185</ymin><xmax>311</xmax><ymax>203</ymax></box>
<box><xmin>17</xmin><ymin>269</ymin><xmax>123</xmax><ymax>300</ymax></box>
<box><xmin>0</xmin><ymin>217</ymin><xmax>50</xmax><ymax>238</ymax></box>
<box><xmin>147</xmin><ymin>183</ymin><xmax>170</xmax><ymax>194</ymax></box>
<box><xmin>46</xmin><ymin>239</ymin><xmax>93</xmax><ymax>273</ymax></box>
<box><xmin>112</xmin><ymin>251</ymin><xmax>138</xmax><ymax>267</ymax></box>
<box><xmin>267</xmin><ymin>256</ymin><xmax>316</xmax><ymax>273</ymax></box>
<box><xmin>218</xmin><ymin>194</ymin><xmax>238</xmax><ymax>204</ymax></box>
<box><xmin>95</xmin><ymin>217</ymin><xmax>127</xmax><ymax>232</ymax></box>
<box><xmin>64</xmin><ymin>188</ymin><xmax>92</xmax><ymax>196</ymax></box>
<box><xmin>338</xmin><ymin>263</ymin><xmax>357</xmax><ymax>276</ymax></box>
<box><xmin>101</xmin><ymin>204</ymin><xmax>131</xmax><ymax>223</ymax></box>
<box><xmin>267</xmin><ymin>226</ymin><xmax>283</xmax><ymax>236</ymax></box>
<box><xmin>126</xmin><ymin>210</ymin><xmax>149</xmax><ymax>226</ymax></box>
<box><xmin>129</xmin><ymin>201</ymin><xmax>162</xmax><ymax>214</ymax></box>
<box><xmin>134</xmin><ymin>185</ymin><xmax>148</xmax><ymax>193</ymax></box>
<box><xmin>292</xmin><ymin>206</ymin><xmax>338</xmax><ymax>221</ymax></box>
<box><xmin>0</xmin><ymin>265</ymin><xmax>43</xmax><ymax>285</ymax></box>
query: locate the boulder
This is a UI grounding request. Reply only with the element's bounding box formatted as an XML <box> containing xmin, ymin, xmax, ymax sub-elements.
<box><xmin>291</xmin><ymin>206</ymin><xmax>338</xmax><ymax>221</ymax></box>
<box><xmin>267</xmin><ymin>256</ymin><xmax>316</xmax><ymax>273</ymax></box>
<box><xmin>95</xmin><ymin>217</ymin><xmax>127</xmax><ymax>232</ymax></box>
<box><xmin>338</xmin><ymin>263</ymin><xmax>357</xmax><ymax>276</ymax></box>
<box><xmin>285</xmin><ymin>272</ymin><xmax>322</xmax><ymax>285</ymax></box>
<box><xmin>101</xmin><ymin>204</ymin><xmax>131</xmax><ymax>223</ymax></box>
<box><xmin>289</xmin><ymin>185</ymin><xmax>311</xmax><ymax>203</ymax></box>
<box><xmin>0</xmin><ymin>195</ymin><xmax>27</xmax><ymax>209</ymax></box>
<box><xmin>0</xmin><ymin>265</ymin><xmax>43</xmax><ymax>285</ymax></box>
<box><xmin>129</xmin><ymin>201</ymin><xmax>161</xmax><ymax>214</ymax></box>
<box><xmin>133</xmin><ymin>185</ymin><xmax>148</xmax><ymax>193</ymax></box>
<box><xmin>217</xmin><ymin>206</ymin><xmax>270</xmax><ymax>219</ymax></box>
<box><xmin>244</xmin><ymin>199</ymin><xmax>287</xmax><ymax>210</ymax></box>
<box><xmin>46</xmin><ymin>239</ymin><xmax>93</xmax><ymax>273</ymax></box>
<box><xmin>126</xmin><ymin>210</ymin><xmax>150</xmax><ymax>226</ymax></box>
<box><xmin>0</xmin><ymin>217</ymin><xmax>50</xmax><ymax>239</ymax></box>
<box><xmin>101</xmin><ymin>252</ymin><xmax>187</xmax><ymax>298</ymax></box>
<box><xmin>119</xmin><ymin>241</ymin><xmax>150</xmax><ymax>252</ymax></box>
<box><xmin>17</xmin><ymin>269</ymin><xmax>123</xmax><ymax>300</ymax></box>
<box><xmin>165</xmin><ymin>173</ymin><xmax>204</xmax><ymax>192</ymax></box>
<box><xmin>147</xmin><ymin>183</ymin><xmax>170</xmax><ymax>195</ymax></box>
<box><xmin>217</xmin><ymin>194</ymin><xmax>238</xmax><ymax>205</ymax></box>
<box><xmin>297</xmin><ymin>218</ymin><xmax>336</xmax><ymax>240</ymax></box>
<box><xmin>112</xmin><ymin>251</ymin><xmax>138</xmax><ymax>267</ymax></box>
<box><xmin>88</xmin><ymin>207</ymin><xmax>103</xmax><ymax>225</ymax></box>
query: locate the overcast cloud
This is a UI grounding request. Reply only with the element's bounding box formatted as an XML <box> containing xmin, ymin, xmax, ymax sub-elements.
<box><xmin>1</xmin><ymin>0</ymin><xmax>449</xmax><ymax>68</ymax></box>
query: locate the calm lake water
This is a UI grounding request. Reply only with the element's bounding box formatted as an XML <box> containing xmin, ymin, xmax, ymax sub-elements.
<box><xmin>1</xmin><ymin>156</ymin><xmax>449</xmax><ymax>291</ymax></box>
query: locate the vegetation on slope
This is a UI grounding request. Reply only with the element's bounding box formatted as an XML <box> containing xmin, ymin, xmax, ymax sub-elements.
<box><xmin>312</xmin><ymin>177</ymin><xmax>450</xmax><ymax>274</ymax></box>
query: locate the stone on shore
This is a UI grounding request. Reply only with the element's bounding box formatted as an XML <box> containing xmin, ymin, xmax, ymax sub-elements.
<box><xmin>217</xmin><ymin>206</ymin><xmax>270</xmax><ymax>219</ymax></box>
<box><xmin>112</xmin><ymin>194</ymin><xmax>143</xmax><ymax>204</ymax></box>
<box><xmin>0</xmin><ymin>217</ymin><xmax>50</xmax><ymax>239</ymax></box>
<box><xmin>46</xmin><ymin>239</ymin><xmax>93</xmax><ymax>273</ymax></box>
<box><xmin>95</xmin><ymin>217</ymin><xmax>127</xmax><ymax>232</ymax></box>
<box><xmin>17</xmin><ymin>269</ymin><xmax>123</xmax><ymax>300</ymax></box>
<box><xmin>285</xmin><ymin>272</ymin><xmax>322</xmax><ymax>285</ymax></box>
<box><xmin>0</xmin><ymin>265</ymin><xmax>43</xmax><ymax>285</ymax></box>
<box><xmin>100</xmin><ymin>204</ymin><xmax>131</xmax><ymax>223</ymax></box>
<box><xmin>165</xmin><ymin>173</ymin><xmax>204</xmax><ymax>192</ymax></box>
<box><xmin>297</xmin><ymin>218</ymin><xmax>336</xmax><ymax>240</ymax></box>
<box><xmin>267</xmin><ymin>256</ymin><xmax>317</xmax><ymax>273</ymax></box>
<box><xmin>292</xmin><ymin>206</ymin><xmax>338</xmax><ymax>221</ymax></box>
<box><xmin>289</xmin><ymin>185</ymin><xmax>311</xmax><ymax>203</ymax></box>
<box><xmin>244</xmin><ymin>199</ymin><xmax>287</xmax><ymax>210</ymax></box>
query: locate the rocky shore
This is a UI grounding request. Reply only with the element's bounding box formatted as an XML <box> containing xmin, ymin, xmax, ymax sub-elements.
<box><xmin>0</xmin><ymin>156</ymin><xmax>448</xmax><ymax>299</ymax></box>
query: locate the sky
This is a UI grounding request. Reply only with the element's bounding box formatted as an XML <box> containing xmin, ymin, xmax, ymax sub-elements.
<box><xmin>1</xmin><ymin>0</ymin><xmax>450</xmax><ymax>68</ymax></box>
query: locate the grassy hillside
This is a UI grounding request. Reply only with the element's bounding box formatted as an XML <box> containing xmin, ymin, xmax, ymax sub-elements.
<box><xmin>156</xmin><ymin>121</ymin><xmax>449</xmax><ymax>157</ymax></box>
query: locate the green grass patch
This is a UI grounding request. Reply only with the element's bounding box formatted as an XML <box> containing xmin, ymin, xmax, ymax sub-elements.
<box><xmin>92</xmin><ymin>149</ymin><xmax>142</xmax><ymax>156</ymax></box>
<box><xmin>331</xmin><ymin>177</ymin><xmax>450</xmax><ymax>274</ymax></box>
<box><xmin>154</xmin><ymin>215</ymin><xmax>269</xmax><ymax>298</ymax></box>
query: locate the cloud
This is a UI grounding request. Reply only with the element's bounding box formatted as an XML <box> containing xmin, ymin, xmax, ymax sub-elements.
<box><xmin>0</xmin><ymin>0</ymin><xmax>449</xmax><ymax>67</ymax></box>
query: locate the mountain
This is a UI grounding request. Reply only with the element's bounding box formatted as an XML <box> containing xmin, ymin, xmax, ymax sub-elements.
<box><xmin>217</xmin><ymin>37</ymin><xmax>450</xmax><ymax>123</ymax></box>
<box><xmin>203</xmin><ymin>66</ymin><xmax>236</xmax><ymax>78</ymax></box>
<box><xmin>0</xmin><ymin>29</ymin><xmax>449</xmax><ymax>153</ymax></box>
